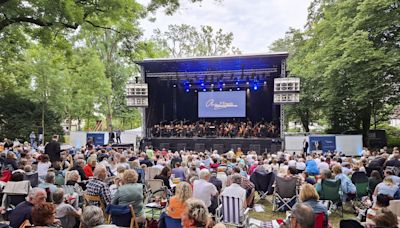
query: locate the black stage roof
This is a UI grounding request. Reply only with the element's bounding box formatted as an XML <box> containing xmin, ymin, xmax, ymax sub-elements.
<box><xmin>134</xmin><ymin>52</ymin><xmax>288</xmax><ymax>74</ymax></box>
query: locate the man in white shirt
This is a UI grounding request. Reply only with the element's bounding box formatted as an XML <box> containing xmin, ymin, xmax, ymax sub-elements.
<box><xmin>221</xmin><ymin>174</ymin><xmax>247</xmax><ymax>211</ymax></box>
<box><xmin>193</xmin><ymin>169</ymin><xmax>218</xmax><ymax>213</ymax></box>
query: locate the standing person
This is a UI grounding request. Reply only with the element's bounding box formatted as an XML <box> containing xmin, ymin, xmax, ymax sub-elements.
<box><xmin>29</xmin><ymin>131</ymin><xmax>36</xmax><ymax>147</ymax></box>
<box><xmin>109</xmin><ymin>131</ymin><xmax>115</xmax><ymax>144</ymax></box>
<box><xmin>45</xmin><ymin>135</ymin><xmax>61</xmax><ymax>163</ymax></box>
<box><xmin>303</xmin><ymin>139</ymin><xmax>309</xmax><ymax>155</ymax></box>
<box><xmin>115</xmin><ymin>129</ymin><xmax>122</xmax><ymax>144</ymax></box>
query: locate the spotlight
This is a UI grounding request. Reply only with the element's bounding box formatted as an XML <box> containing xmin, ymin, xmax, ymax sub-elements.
<box><xmin>246</xmin><ymin>81</ymin><xmax>249</xmax><ymax>85</ymax></box>
<box><xmin>203</xmin><ymin>88</ymin><xmax>206</xmax><ymax>92</ymax></box>
<box><xmin>219</xmin><ymin>88</ymin><xmax>222</xmax><ymax>91</ymax></box>
<box><xmin>247</xmin><ymin>88</ymin><xmax>250</xmax><ymax>92</ymax></box>
<box><xmin>211</xmin><ymin>83</ymin><xmax>214</xmax><ymax>87</ymax></box>
<box><xmin>185</xmin><ymin>88</ymin><xmax>189</xmax><ymax>92</ymax></box>
<box><xmin>235</xmin><ymin>81</ymin><xmax>239</xmax><ymax>85</ymax></box>
<box><xmin>229</xmin><ymin>89</ymin><xmax>232</xmax><ymax>91</ymax></box>
<box><xmin>189</xmin><ymin>84</ymin><xmax>192</xmax><ymax>87</ymax></box>
<box><xmin>264</xmin><ymin>81</ymin><xmax>267</xmax><ymax>85</ymax></box>
<box><xmin>195</xmin><ymin>90</ymin><xmax>198</xmax><ymax>92</ymax></box>
<box><xmin>201</xmin><ymin>82</ymin><xmax>205</xmax><ymax>86</ymax></box>
<box><xmin>237</xmin><ymin>88</ymin><xmax>240</xmax><ymax>91</ymax></box>
<box><xmin>222</xmin><ymin>83</ymin><xmax>226</xmax><ymax>86</ymax></box>
<box><xmin>254</xmin><ymin>86</ymin><xmax>258</xmax><ymax>91</ymax></box>
<box><xmin>173</xmin><ymin>84</ymin><xmax>177</xmax><ymax>88</ymax></box>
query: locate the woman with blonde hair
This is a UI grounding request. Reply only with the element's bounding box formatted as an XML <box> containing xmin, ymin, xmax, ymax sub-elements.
<box><xmin>299</xmin><ymin>183</ymin><xmax>328</xmax><ymax>220</ymax></box>
<box><xmin>167</xmin><ymin>182</ymin><xmax>193</xmax><ymax>219</ymax></box>
<box><xmin>182</xmin><ymin>198</ymin><xmax>210</xmax><ymax>228</ymax></box>
<box><xmin>374</xmin><ymin>176</ymin><xmax>399</xmax><ymax>198</ymax></box>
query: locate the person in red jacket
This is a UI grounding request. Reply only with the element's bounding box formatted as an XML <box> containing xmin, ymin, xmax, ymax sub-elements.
<box><xmin>83</xmin><ymin>157</ymin><xmax>97</xmax><ymax>177</ymax></box>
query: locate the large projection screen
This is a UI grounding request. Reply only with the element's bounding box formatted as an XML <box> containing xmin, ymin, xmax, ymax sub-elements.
<box><xmin>198</xmin><ymin>91</ymin><xmax>246</xmax><ymax>118</ymax></box>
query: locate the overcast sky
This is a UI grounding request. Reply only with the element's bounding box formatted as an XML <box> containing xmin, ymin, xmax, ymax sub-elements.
<box><xmin>139</xmin><ymin>0</ymin><xmax>312</xmax><ymax>53</ymax></box>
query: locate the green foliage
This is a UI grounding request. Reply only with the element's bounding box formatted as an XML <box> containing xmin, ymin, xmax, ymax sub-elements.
<box><xmin>0</xmin><ymin>92</ymin><xmax>64</xmax><ymax>142</ymax></box>
<box><xmin>271</xmin><ymin>0</ymin><xmax>400</xmax><ymax>145</ymax></box>
<box><xmin>153</xmin><ymin>24</ymin><xmax>241</xmax><ymax>57</ymax></box>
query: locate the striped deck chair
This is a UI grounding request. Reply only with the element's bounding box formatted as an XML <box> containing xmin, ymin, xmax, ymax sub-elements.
<box><xmin>216</xmin><ymin>195</ymin><xmax>250</xmax><ymax>227</ymax></box>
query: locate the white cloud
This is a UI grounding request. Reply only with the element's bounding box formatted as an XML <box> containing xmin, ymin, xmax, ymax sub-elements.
<box><xmin>139</xmin><ymin>0</ymin><xmax>312</xmax><ymax>53</ymax></box>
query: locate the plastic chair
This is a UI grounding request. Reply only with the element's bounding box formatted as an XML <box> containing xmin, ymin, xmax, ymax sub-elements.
<box><xmin>106</xmin><ymin>204</ymin><xmax>139</xmax><ymax>228</ymax></box>
<box><xmin>319</xmin><ymin>179</ymin><xmax>343</xmax><ymax>217</ymax></box>
<box><xmin>272</xmin><ymin>176</ymin><xmax>298</xmax><ymax>212</ymax></box>
<box><xmin>314</xmin><ymin>212</ymin><xmax>330</xmax><ymax>228</ymax></box>
<box><xmin>216</xmin><ymin>194</ymin><xmax>250</xmax><ymax>227</ymax></box>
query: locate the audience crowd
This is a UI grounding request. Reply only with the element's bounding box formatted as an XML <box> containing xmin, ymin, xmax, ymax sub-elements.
<box><xmin>0</xmin><ymin>136</ymin><xmax>399</xmax><ymax>228</ymax></box>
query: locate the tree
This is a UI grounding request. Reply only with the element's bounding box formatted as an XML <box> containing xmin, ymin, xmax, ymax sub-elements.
<box><xmin>272</xmin><ymin>0</ymin><xmax>400</xmax><ymax>145</ymax></box>
<box><xmin>0</xmin><ymin>92</ymin><xmax>64</xmax><ymax>142</ymax></box>
<box><xmin>153</xmin><ymin>24</ymin><xmax>241</xmax><ymax>57</ymax></box>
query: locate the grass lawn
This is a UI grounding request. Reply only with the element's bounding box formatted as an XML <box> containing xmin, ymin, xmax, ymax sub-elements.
<box><xmin>248</xmin><ymin>195</ymin><xmax>357</xmax><ymax>228</ymax></box>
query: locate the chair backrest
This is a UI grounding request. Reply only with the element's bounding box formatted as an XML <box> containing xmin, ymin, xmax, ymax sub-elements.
<box><xmin>314</xmin><ymin>213</ymin><xmax>325</xmax><ymax>228</ymax></box>
<box><xmin>24</xmin><ymin>173</ymin><xmax>39</xmax><ymax>187</ymax></box>
<box><xmin>145</xmin><ymin>167</ymin><xmax>161</xmax><ymax>181</ymax></box>
<box><xmin>389</xmin><ymin>200</ymin><xmax>400</xmax><ymax>218</ymax></box>
<box><xmin>84</xmin><ymin>194</ymin><xmax>105</xmax><ymax>211</ymax></box>
<box><xmin>3</xmin><ymin>180</ymin><xmax>30</xmax><ymax>195</ymax></box>
<box><xmin>339</xmin><ymin>219</ymin><xmax>363</xmax><ymax>228</ymax></box>
<box><xmin>147</xmin><ymin>179</ymin><xmax>164</xmax><ymax>193</ymax></box>
<box><xmin>165</xmin><ymin>215</ymin><xmax>182</xmax><ymax>228</ymax></box>
<box><xmin>351</xmin><ymin>172</ymin><xmax>368</xmax><ymax>183</ymax></box>
<box><xmin>275</xmin><ymin>176</ymin><xmax>298</xmax><ymax>198</ymax></box>
<box><xmin>220</xmin><ymin>195</ymin><xmax>243</xmax><ymax>225</ymax></box>
<box><xmin>320</xmin><ymin>179</ymin><xmax>341</xmax><ymax>202</ymax></box>
<box><xmin>106</xmin><ymin>204</ymin><xmax>138</xmax><ymax>228</ymax></box>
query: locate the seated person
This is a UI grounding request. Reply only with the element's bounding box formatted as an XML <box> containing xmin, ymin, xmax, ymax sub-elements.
<box><xmin>81</xmin><ymin>206</ymin><xmax>118</xmax><ymax>228</ymax></box>
<box><xmin>366</xmin><ymin>194</ymin><xmax>390</xmax><ymax>224</ymax></box>
<box><xmin>372</xmin><ymin>208</ymin><xmax>398</xmax><ymax>228</ymax></box>
<box><xmin>154</xmin><ymin>166</ymin><xmax>172</xmax><ymax>189</ymax></box>
<box><xmin>172</xmin><ymin>162</ymin><xmax>186</xmax><ymax>181</ymax></box>
<box><xmin>86</xmin><ymin>165</ymin><xmax>112</xmax><ymax>206</ymax></box>
<box><xmin>332</xmin><ymin>164</ymin><xmax>356</xmax><ymax>201</ymax></box>
<box><xmin>53</xmin><ymin>188</ymin><xmax>82</xmax><ymax>228</ymax></box>
<box><xmin>299</xmin><ymin>183</ymin><xmax>328</xmax><ymax>224</ymax></box>
<box><xmin>38</xmin><ymin>172</ymin><xmax>58</xmax><ymax>193</ymax></box>
<box><xmin>31</xmin><ymin>202</ymin><xmax>60</xmax><ymax>227</ymax></box>
<box><xmin>226</xmin><ymin>167</ymin><xmax>255</xmax><ymax>207</ymax></box>
<box><xmin>111</xmin><ymin>170</ymin><xmax>145</xmax><ymax>224</ymax></box>
<box><xmin>221</xmin><ymin>174</ymin><xmax>247</xmax><ymax>213</ymax></box>
<box><xmin>193</xmin><ymin>169</ymin><xmax>218</xmax><ymax>214</ymax></box>
<box><xmin>281</xmin><ymin>203</ymin><xmax>315</xmax><ymax>228</ymax></box>
<box><xmin>9</xmin><ymin>188</ymin><xmax>47</xmax><ymax>228</ymax></box>
<box><xmin>181</xmin><ymin>198</ymin><xmax>211</xmax><ymax>228</ymax></box>
<box><xmin>167</xmin><ymin>182</ymin><xmax>193</xmax><ymax>219</ymax></box>
<box><xmin>373</xmin><ymin>176</ymin><xmax>398</xmax><ymax>198</ymax></box>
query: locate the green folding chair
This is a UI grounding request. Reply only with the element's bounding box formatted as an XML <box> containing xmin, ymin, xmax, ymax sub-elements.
<box><xmin>319</xmin><ymin>179</ymin><xmax>343</xmax><ymax>217</ymax></box>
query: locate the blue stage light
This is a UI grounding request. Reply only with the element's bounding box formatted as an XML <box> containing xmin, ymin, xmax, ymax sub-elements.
<box><xmin>254</xmin><ymin>86</ymin><xmax>258</xmax><ymax>90</ymax></box>
<box><xmin>264</xmin><ymin>81</ymin><xmax>267</xmax><ymax>85</ymax></box>
<box><xmin>211</xmin><ymin>83</ymin><xmax>214</xmax><ymax>87</ymax></box>
<box><xmin>222</xmin><ymin>83</ymin><xmax>226</xmax><ymax>86</ymax></box>
<box><xmin>203</xmin><ymin>88</ymin><xmax>206</xmax><ymax>92</ymax></box>
<box><xmin>173</xmin><ymin>84</ymin><xmax>177</xmax><ymax>88</ymax></box>
<box><xmin>219</xmin><ymin>88</ymin><xmax>222</xmax><ymax>91</ymax></box>
<box><xmin>237</xmin><ymin>88</ymin><xmax>240</xmax><ymax>91</ymax></box>
<box><xmin>185</xmin><ymin>88</ymin><xmax>189</xmax><ymax>92</ymax></box>
<box><xmin>201</xmin><ymin>82</ymin><xmax>204</xmax><ymax>86</ymax></box>
<box><xmin>246</xmin><ymin>81</ymin><xmax>249</xmax><ymax>85</ymax></box>
<box><xmin>235</xmin><ymin>81</ymin><xmax>239</xmax><ymax>85</ymax></box>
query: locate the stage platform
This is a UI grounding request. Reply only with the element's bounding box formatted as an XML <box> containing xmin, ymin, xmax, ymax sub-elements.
<box><xmin>142</xmin><ymin>137</ymin><xmax>282</xmax><ymax>154</ymax></box>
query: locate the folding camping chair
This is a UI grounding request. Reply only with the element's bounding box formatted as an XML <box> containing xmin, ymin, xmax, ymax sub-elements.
<box><xmin>24</xmin><ymin>173</ymin><xmax>39</xmax><ymax>187</ymax></box>
<box><xmin>351</xmin><ymin>171</ymin><xmax>369</xmax><ymax>199</ymax></box>
<box><xmin>250</xmin><ymin>170</ymin><xmax>275</xmax><ymax>203</ymax></box>
<box><xmin>272</xmin><ymin>176</ymin><xmax>299</xmax><ymax>212</ymax></box>
<box><xmin>2</xmin><ymin>180</ymin><xmax>31</xmax><ymax>218</ymax></box>
<box><xmin>145</xmin><ymin>167</ymin><xmax>161</xmax><ymax>181</ymax></box>
<box><xmin>107</xmin><ymin>204</ymin><xmax>139</xmax><ymax>228</ymax></box>
<box><xmin>319</xmin><ymin>179</ymin><xmax>343</xmax><ymax>217</ymax></box>
<box><xmin>216</xmin><ymin>194</ymin><xmax>250</xmax><ymax>227</ymax></box>
<box><xmin>83</xmin><ymin>193</ymin><xmax>108</xmax><ymax>220</ymax></box>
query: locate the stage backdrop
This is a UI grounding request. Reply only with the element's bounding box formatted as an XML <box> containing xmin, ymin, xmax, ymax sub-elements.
<box><xmin>198</xmin><ymin>91</ymin><xmax>246</xmax><ymax>118</ymax></box>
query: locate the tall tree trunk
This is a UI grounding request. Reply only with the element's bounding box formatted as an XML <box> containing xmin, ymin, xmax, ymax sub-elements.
<box><xmin>361</xmin><ymin>107</ymin><xmax>372</xmax><ymax>147</ymax></box>
<box><xmin>106</xmin><ymin>96</ymin><xmax>113</xmax><ymax>131</ymax></box>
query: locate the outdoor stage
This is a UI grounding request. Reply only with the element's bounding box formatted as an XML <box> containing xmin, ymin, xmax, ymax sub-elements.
<box><xmin>141</xmin><ymin>137</ymin><xmax>282</xmax><ymax>154</ymax></box>
<box><xmin>135</xmin><ymin>53</ymin><xmax>288</xmax><ymax>154</ymax></box>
